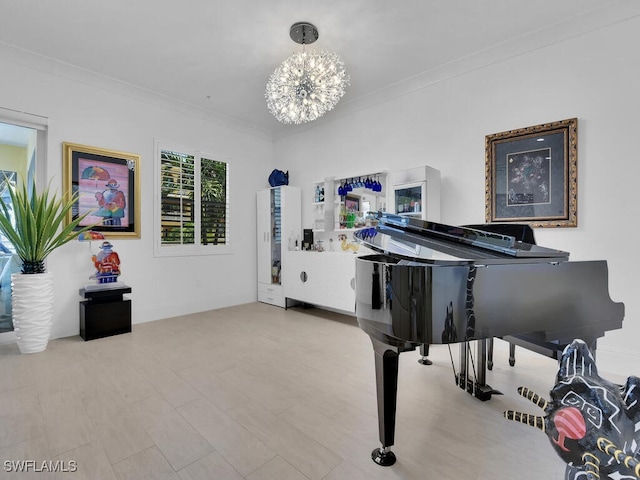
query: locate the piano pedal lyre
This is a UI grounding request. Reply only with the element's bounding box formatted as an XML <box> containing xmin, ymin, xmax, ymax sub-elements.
<box><xmin>456</xmin><ymin>340</ymin><xmax>503</xmax><ymax>401</ymax></box>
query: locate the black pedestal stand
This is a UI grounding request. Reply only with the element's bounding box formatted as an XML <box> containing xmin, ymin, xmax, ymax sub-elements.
<box><xmin>79</xmin><ymin>284</ymin><xmax>132</xmax><ymax>341</ymax></box>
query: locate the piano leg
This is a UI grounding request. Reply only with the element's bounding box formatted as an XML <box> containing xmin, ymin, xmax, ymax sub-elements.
<box><xmin>418</xmin><ymin>343</ymin><xmax>432</xmax><ymax>365</ymax></box>
<box><xmin>370</xmin><ymin>337</ymin><xmax>403</xmax><ymax>466</ymax></box>
<box><xmin>488</xmin><ymin>339</ymin><xmax>516</xmax><ymax>369</ymax></box>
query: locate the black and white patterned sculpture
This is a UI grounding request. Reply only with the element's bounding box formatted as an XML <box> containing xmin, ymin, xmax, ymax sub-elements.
<box><xmin>504</xmin><ymin>339</ymin><xmax>640</xmax><ymax>480</ymax></box>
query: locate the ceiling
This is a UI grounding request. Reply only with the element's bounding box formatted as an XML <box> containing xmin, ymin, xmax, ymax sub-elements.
<box><xmin>0</xmin><ymin>0</ymin><xmax>631</xmax><ymax>139</ymax></box>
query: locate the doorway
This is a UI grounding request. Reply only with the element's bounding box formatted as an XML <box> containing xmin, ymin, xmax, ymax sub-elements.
<box><xmin>0</xmin><ymin>120</ymin><xmax>40</xmax><ymax>333</ymax></box>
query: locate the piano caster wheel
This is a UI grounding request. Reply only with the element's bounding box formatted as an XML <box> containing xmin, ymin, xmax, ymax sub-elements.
<box><xmin>488</xmin><ymin>360</ymin><xmax>493</xmax><ymax>371</ymax></box>
<box><xmin>509</xmin><ymin>358</ymin><xmax>515</xmax><ymax>367</ymax></box>
<box><xmin>418</xmin><ymin>357</ymin><xmax>433</xmax><ymax>365</ymax></box>
<box><xmin>372</xmin><ymin>447</ymin><xmax>396</xmax><ymax>466</ymax></box>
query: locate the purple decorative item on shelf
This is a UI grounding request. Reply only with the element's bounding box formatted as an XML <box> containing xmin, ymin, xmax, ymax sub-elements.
<box><xmin>504</xmin><ymin>339</ymin><xmax>640</xmax><ymax>479</ymax></box>
<box><xmin>268</xmin><ymin>169</ymin><xmax>289</xmax><ymax>187</ymax></box>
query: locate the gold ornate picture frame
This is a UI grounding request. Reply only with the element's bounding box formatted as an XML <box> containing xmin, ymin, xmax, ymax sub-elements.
<box><xmin>485</xmin><ymin>118</ymin><xmax>577</xmax><ymax>228</ymax></box>
<box><xmin>63</xmin><ymin>142</ymin><xmax>141</xmax><ymax>238</ymax></box>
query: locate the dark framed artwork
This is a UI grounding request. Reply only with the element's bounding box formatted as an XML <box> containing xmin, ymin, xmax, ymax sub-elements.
<box><xmin>485</xmin><ymin>118</ymin><xmax>577</xmax><ymax>228</ymax></box>
<box><xmin>63</xmin><ymin>142</ymin><xmax>141</xmax><ymax>238</ymax></box>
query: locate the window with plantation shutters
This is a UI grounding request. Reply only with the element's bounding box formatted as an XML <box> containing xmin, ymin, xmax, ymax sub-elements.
<box><xmin>155</xmin><ymin>144</ymin><xmax>230</xmax><ymax>256</ymax></box>
<box><xmin>160</xmin><ymin>150</ymin><xmax>195</xmax><ymax>245</ymax></box>
<box><xmin>200</xmin><ymin>156</ymin><xmax>228</xmax><ymax>246</ymax></box>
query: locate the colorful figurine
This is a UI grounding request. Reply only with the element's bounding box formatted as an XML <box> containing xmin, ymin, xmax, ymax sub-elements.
<box><xmin>504</xmin><ymin>339</ymin><xmax>640</xmax><ymax>479</ymax></box>
<box><xmin>92</xmin><ymin>241</ymin><xmax>121</xmax><ymax>283</ymax></box>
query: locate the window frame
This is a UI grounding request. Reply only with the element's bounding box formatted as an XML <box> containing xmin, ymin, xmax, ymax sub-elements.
<box><xmin>154</xmin><ymin>142</ymin><xmax>231</xmax><ymax>257</ymax></box>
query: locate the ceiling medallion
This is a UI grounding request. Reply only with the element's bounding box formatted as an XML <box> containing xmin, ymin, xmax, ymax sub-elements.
<box><xmin>265</xmin><ymin>22</ymin><xmax>350</xmax><ymax>125</ymax></box>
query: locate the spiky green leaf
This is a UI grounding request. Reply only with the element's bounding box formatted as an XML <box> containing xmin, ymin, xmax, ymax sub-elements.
<box><xmin>0</xmin><ymin>176</ymin><xmax>98</xmax><ymax>270</ymax></box>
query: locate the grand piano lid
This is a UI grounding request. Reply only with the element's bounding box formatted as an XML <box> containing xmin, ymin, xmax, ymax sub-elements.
<box><xmin>353</xmin><ymin>213</ymin><xmax>569</xmax><ymax>262</ymax></box>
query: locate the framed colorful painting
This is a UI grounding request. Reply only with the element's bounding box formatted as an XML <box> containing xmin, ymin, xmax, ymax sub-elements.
<box><xmin>485</xmin><ymin>118</ymin><xmax>577</xmax><ymax>228</ymax></box>
<box><xmin>63</xmin><ymin>142</ymin><xmax>141</xmax><ymax>238</ymax></box>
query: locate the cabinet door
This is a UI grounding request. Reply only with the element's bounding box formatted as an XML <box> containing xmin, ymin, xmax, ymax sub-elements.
<box><xmin>283</xmin><ymin>251</ymin><xmax>356</xmax><ymax>313</ymax></box>
<box><xmin>283</xmin><ymin>252</ymin><xmax>325</xmax><ymax>306</ymax></box>
<box><xmin>256</xmin><ymin>189</ymin><xmax>272</xmax><ymax>284</ymax></box>
<box><xmin>280</xmin><ymin>186</ymin><xmax>301</xmax><ymax>283</ymax></box>
<box><xmin>280</xmin><ymin>186</ymin><xmax>301</xmax><ymax>251</ymax></box>
<box><xmin>270</xmin><ymin>188</ymin><xmax>283</xmax><ymax>284</ymax></box>
<box><xmin>324</xmin><ymin>254</ymin><xmax>356</xmax><ymax>313</ymax></box>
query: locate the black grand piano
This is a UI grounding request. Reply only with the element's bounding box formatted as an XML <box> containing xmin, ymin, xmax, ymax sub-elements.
<box><xmin>353</xmin><ymin>213</ymin><xmax>624</xmax><ymax>466</ymax></box>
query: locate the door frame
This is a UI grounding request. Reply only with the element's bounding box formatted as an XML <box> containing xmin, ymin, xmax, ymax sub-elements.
<box><xmin>0</xmin><ymin>107</ymin><xmax>48</xmax><ymax>344</ymax></box>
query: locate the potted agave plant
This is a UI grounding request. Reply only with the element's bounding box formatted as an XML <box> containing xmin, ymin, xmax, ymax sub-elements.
<box><xmin>0</xmin><ymin>176</ymin><xmax>94</xmax><ymax>353</ymax></box>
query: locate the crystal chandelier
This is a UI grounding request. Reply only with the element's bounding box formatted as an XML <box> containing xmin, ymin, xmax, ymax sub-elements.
<box><xmin>265</xmin><ymin>22</ymin><xmax>350</xmax><ymax>125</ymax></box>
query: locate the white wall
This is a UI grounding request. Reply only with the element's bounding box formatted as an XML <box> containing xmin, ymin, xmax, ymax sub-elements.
<box><xmin>0</xmin><ymin>49</ymin><xmax>274</xmax><ymax>339</ymax></box>
<box><xmin>274</xmin><ymin>16</ymin><xmax>640</xmax><ymax>374</ymax></box>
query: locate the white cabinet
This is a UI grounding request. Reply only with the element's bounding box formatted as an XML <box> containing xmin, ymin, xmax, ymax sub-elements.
<box><xmin>389</xmin><ymin>166</ymin><xmax>441</xmax><ymax>222</ymax></box>
<box><xmin>257</xmin><ymin>186</ymin><xmax>301</xmax><ymax>308</ymax></box>
<box><xmin>284</xmin><ymin>251</ymin><xmax>358</xmax><ymax>314</ymax></box>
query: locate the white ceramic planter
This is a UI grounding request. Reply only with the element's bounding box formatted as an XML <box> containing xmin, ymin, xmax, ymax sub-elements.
<box><xmin>11</xmin><ymin>271</ymin><xmax>54</xmax><ymax>354</ymax></box>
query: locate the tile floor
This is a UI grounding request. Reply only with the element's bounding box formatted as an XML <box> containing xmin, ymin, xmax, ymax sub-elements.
<box><xmin>0</xmin><ymin>302</ymin><xmax>579</xmax><ymax>479</ymax></box>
